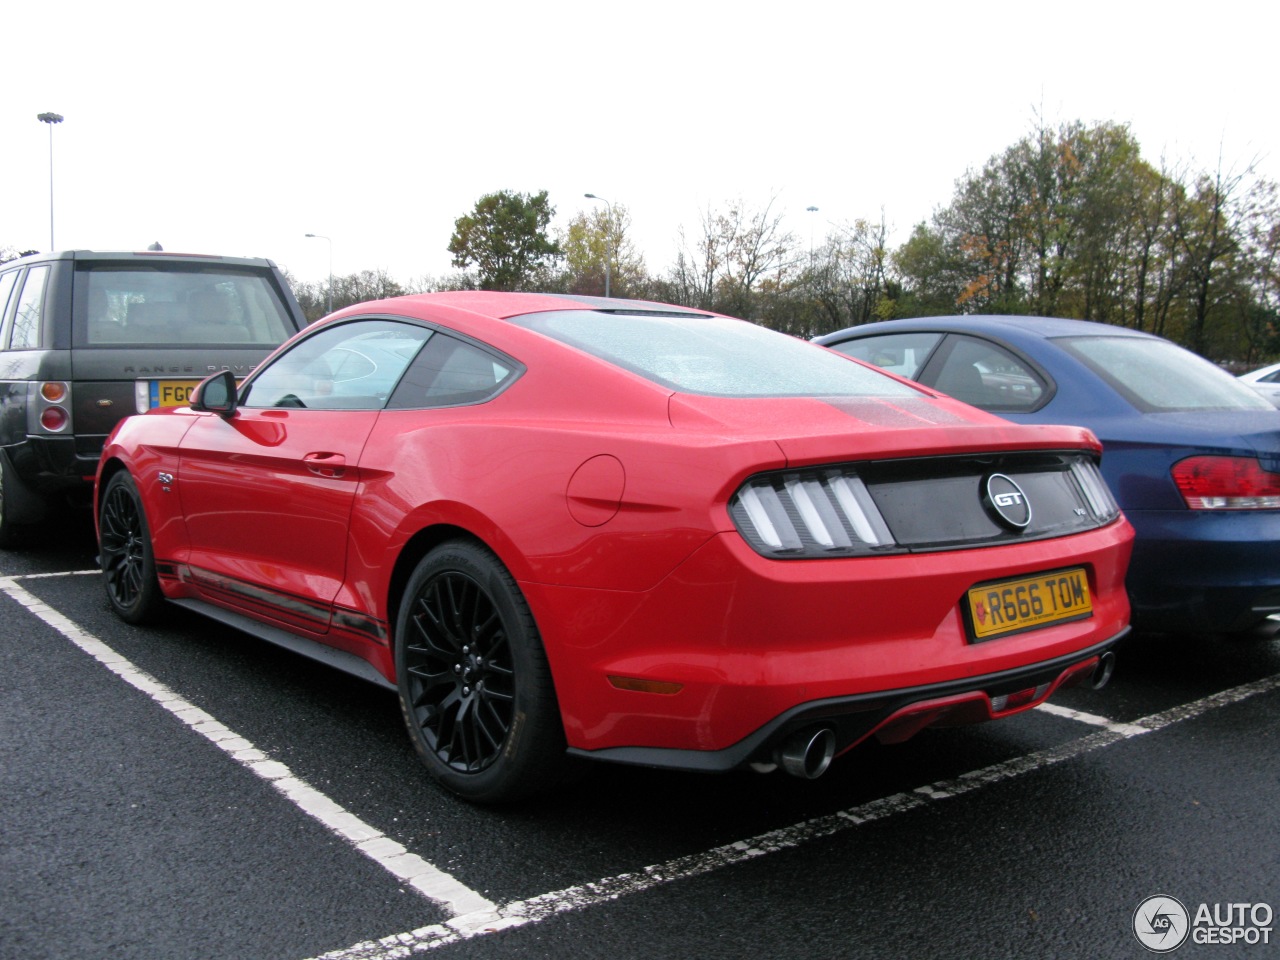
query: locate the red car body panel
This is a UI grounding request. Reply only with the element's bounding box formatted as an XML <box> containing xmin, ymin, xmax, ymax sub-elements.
<box><xmin>98</xmin><ymin>293</ymin><xmax>1133</xmax><ymax>769</ymax></box>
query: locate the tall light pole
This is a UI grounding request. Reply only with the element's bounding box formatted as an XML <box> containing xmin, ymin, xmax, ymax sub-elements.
<box><xmin>38</xmin><ymin>113</ymin><xmax>64</xmax><ymax>250</ymax></box>
<box><xmin>584</xmin><ymin>193</ymin><xmax>613</xmax><ymax>298</ymax></box>
<box><xmin>305</xmin><ymin>233</ymin><xmax>333</xmax><ymax>314</ymax></box>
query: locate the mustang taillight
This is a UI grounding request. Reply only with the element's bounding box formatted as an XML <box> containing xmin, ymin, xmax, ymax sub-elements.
<box><xmin>1172</xmin><ymin>456</ymin><xmax>1280</xmax><ymax>510</ymax></box>
<box><xmin>1068</xmin><ymin>458</ymin><xmax>1121</xmax><ymax>522</ymax></box>
<box><xmin>730</xmin><ymin>467</ymin><xmax>897</xmax><ymax>558</ymax></box>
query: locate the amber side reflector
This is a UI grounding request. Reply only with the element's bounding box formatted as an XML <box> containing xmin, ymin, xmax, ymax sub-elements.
<box><xmin>607</xmin><ymin>676</ymin><xmax>684</xmax><ymax>695</ymax></box>
<box><xmin>40</xmin><ymin>381</ymin><xmax>69</xmax><ymax>402</ymax></box>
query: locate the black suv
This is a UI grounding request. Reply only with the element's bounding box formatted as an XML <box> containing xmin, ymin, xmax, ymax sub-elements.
<box><xmin>0</xmin><ymin>250</ymin><xmax>308</xmax><ymax>546</ymax></box>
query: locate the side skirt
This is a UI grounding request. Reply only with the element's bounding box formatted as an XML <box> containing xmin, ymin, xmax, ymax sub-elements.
<box><xmin>168</xmin><ymin>596</ymin><xmax>396</xmax><ymax>692</ymax></box>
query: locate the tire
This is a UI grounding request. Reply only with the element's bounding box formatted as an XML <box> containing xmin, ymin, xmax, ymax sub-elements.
<box><xmin>395</xmin><ymin>540</ymin><xmax>568</xmax><ymax>803</ymax></box>
<box><xmin>99</xmin><ymin>471</ymin><xmax>165</xmax><ymax>624</ymax></box>
<box><xmin>0</xmin><ymin>455</ymin><xmax>32</xmax><ymax>549</ymax></box>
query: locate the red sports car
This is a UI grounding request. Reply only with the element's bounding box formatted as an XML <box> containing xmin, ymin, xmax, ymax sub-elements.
<box><xmin>96</xmin><ymin>292</ymin><xmax>1132</xmax><ymax>802</ymax></box>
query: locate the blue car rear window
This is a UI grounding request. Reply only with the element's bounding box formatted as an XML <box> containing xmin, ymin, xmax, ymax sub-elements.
<box><xmin>1057</xmin><ymin>336</ymin><xmax>1275</xmax><ymax>412</ymax></box>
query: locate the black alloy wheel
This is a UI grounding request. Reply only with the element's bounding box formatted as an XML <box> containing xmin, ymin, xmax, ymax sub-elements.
<box><xmin>99</xmin><ymin>471</ymin><xmax>164</xmax><ymax>624</ymax></box>
<box><xmin>396</xmin><ymin>541</ymin><xmax>567</xmax><ymax>803</ymax></box>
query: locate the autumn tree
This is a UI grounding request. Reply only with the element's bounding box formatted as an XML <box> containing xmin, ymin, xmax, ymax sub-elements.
<box><xmin>288</xmin><ymin>268</ymin><xmax>408</xmax><ymax>322</ymax></box>
<box><xmin>803</xmin><ymin>215</ymin><xmax>895</xmax><ymax>335</ymax></box>
<box><xmin>663</xmin><ymin>196</ymin><xmax>797</xmax><ymax>320</ymax></box>
<box><xmin>447</xmin><ymin>190</ymin><xmax>562</xmax><ymax>291</ymax></box>
<box><xmin>557</xmin><ymin>203</ymin><xmax>646</xmax><ymax>297</ymax></box>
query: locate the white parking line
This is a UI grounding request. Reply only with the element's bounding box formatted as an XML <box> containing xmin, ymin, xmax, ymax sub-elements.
<box><xmin>309</xmin><ymin>671</ymin><xmax>1280</xmax><ymax>960</ymax></box>
<box><xmin>0</xmin><ymin>574</ymin><xmax>495</xmax><ymax>918</ymax></box>
<box><xmin>13</xmin><ymin>567</ymin><xmax>1279</xmax><ymax>959</ymax></box>
<box><xmin>1035</xmin><ymin>701</ymin><xmax>1150</xmax><ymax>736</ymax></box>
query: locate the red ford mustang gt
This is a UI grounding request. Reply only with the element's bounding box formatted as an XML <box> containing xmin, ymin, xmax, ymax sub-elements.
<box><xmin>96</xmin><ymin>292</ymin><xmax>1132</xmax><ymax>802</ymax></box>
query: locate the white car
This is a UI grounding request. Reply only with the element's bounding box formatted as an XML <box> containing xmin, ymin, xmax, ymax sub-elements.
<box><xmin>1238</xmin><ymin>362</ymin><xmax>1280</xmax><ymax>407</ymax></box>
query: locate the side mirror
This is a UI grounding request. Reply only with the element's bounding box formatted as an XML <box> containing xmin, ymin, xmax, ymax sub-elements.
<box><xmin>190</xmin><ymin>370</ymin><xmax>239</xmax><ymax>418</ymax></box>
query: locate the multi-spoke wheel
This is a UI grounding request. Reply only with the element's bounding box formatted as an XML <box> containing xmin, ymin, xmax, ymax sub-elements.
<box><xmin>99</xmin><ymin>471</ymin><xmax>164</xmax><ymax>624</ymax></box>
<box><xmin>395</xmin><ymin>540</ymin><xmax>567</xmax><ymax>803</ymax></box>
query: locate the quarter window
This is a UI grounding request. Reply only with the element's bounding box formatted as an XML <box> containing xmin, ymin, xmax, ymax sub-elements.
<box><xmin>827</xmin><ymin>332</ymin><xmax>942</xmax><ymax>380</ymax></box>
<box><xmin>9</xmin><ymin>266</ymin><xmax>49</xmax><ymax>350</ymax></box>
<box><xmin>929</xmin><ymin>336</ymin><xmax>1047</xmax><ymax>411</ymax></box>
<box><xmin>388</xmin><ymin>333</ymin><xmax>516</xmax><ymax>408</ymax></box>
<box><xmin>0</xmin><ymin>271</ymin><xmax>17</xmax><ymax>344</ymax></box>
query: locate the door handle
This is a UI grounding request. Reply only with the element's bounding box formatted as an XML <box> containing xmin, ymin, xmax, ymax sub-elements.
<box><xmin>303</xmin><ymin>452</ymin><xmax>347</xmax><ymax>478</ymax></box>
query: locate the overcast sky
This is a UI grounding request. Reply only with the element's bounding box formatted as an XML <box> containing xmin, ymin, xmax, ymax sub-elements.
<box><xmin>4</xmin><ymin>1</ymin><xmax>1276</xmax><ymax>289</ymax></box>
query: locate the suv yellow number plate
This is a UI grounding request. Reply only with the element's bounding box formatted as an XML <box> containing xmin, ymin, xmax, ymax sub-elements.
<box><xmin>966</xmin><ymin>567</ymin><xmax>1092</xmax><ymax>641</ymax></box>
<box><xmin>150</xmin><ymin>380</ymin><xmax>202</xmax><ymax>408</ymax></box>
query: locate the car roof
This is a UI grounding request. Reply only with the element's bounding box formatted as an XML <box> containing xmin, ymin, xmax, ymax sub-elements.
<box><xmin>6</xmin><ymin>249</ymin><xmax>278</xmax><ymax>269</ymax></box>
<box><xmin>357</xmin><ymin>290</ymin><xmax>714</xmax><ymax>322</ymax></box>
<box><xmin>817</xmin><ymin>314</ymin><xmax>1162</xmax><ymax>343</ymax></box>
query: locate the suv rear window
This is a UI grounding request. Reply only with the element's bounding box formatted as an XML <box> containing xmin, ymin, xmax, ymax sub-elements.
<box><xmin>77</xmin><ymin>264</ymin><xmax>296</xmax><ymax>346</ymax></box>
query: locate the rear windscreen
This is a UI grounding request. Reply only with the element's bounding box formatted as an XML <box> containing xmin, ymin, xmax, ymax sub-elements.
<box><xmin>76</xmin><ymin>264</ymin><xmax>296</xmax><ymax>347</ymax></box>
<box><xmin>509</xmin><ymin>310</ymin><xmax>924</xmax><ymax>398</ymax></box>
<box><xmin>1056</xmin><ymin>335</ymin><xmax>1275</xmax><ymax>412</ymax></box>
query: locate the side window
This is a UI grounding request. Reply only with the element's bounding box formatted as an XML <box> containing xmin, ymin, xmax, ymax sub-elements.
<box><xmin>8</xmin><ymin>266</ymin><xmax>49</xmax><ymax>350</ymax></box>
<box><xmin>387</xmin><ymin>333</ymin><xmax>517</xmax><ymax>409</ymax></box>
<box><xmin>827</xmin><ymin>332</ymin><xmax>942</xmax><ymax>381</ymax></box>
<box><xmin>242</xmin><ymin>319</ymin><xmax>430</xmax><ymax>410</ymax></box>
<box><xmin>0</xmin><ymin>271</ymin><xmax>18</xmax><ymax>346</ymax></box>
<box><xmin>1262</xmin><ymin>369</ymin><xmax>1280</xmax><ymax>384</ymax></box>
<box><xmin>928</xmin><ymin>336</ymin><xmax>1047</xmax><ymax>411</ymax></box>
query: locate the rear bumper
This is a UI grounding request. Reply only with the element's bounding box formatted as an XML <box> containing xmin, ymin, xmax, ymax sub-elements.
<box><xmin>527</xmin><ymin>519</ymin><xmax>1132</xmax><ymax>756</ymax></box>
<box><xmin>567</xmin><ymin>633</ymin><xmax>1125</xmax><ymax>772</ymax></box>
<box><xmin>1125</xmin><ymin>509</ymin><xmax>1280</xmax><ymax>632</ymax></box>
<box><xmin>6</xmin><ymin>435</ymin><xmax>100</xmax><ymax>490</ymax></box>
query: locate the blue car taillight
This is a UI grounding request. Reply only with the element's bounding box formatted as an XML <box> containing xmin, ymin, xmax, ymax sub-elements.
<box><xmin>1172</xmin><ymin>455</ymin><xmax>1280</xmax><ymax>510</ymax></box>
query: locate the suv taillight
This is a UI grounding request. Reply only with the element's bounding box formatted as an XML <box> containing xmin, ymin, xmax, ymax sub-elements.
<box><xmin>1172</xmin><ymin>456</ymin><xmax>1280</xmax><ymax>509</ymax></box>
<box><xmin>30</xmin><ymin>381</ymin><xmax>72</xmax><ymax>435</ymax></box>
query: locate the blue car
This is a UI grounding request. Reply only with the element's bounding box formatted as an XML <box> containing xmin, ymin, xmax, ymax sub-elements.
<box><xmin>815</xmin><ymin>316</ymin><xmax>1280</xmax><ymax>635</ymax></box>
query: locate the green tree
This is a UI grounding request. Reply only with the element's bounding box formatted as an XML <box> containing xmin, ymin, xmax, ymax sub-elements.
<box><xmin>447</xmin><ymin>190</ymin><xmax>562</xmax><ymax>291</ymax></box>
<box><xmin>890</xmin><ymin>223</ymin><xmax>966</xmax><ymax>316</ymax></box>
<box><xmin>557</xmin><ymin>204</ymin><xmax>645</xmax><ymax>297</ymax></box>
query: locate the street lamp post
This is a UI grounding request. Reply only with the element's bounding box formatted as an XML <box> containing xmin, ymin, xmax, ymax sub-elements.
<box><xmin>305</xmin><ymin>233</ymin><xmax>333</xmax><ymax>314</ymax></box>
<box><xmin>583</xmin><ymin>193</ymin><xmax>613</xmax><ymax>298</ymax></box>
<box><xmin>37</xmin><ymin>113</ymin><xmax>64</xmax><ymax>250</ymax></box>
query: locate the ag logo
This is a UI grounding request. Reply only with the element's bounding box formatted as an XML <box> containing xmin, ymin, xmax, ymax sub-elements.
<box><xmin>1133</xmin><ymin>895</ymin><xmax>1190</xmax><ymax>953</ymax></box>
<box><xmin>983</xmin><ymin>473</ymin><xmax>1032</xmax><ymax>530</ymax></box>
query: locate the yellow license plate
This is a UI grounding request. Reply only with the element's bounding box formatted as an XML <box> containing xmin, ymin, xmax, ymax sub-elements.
<box><xmin>966</xmin><ymin>567</ymin><xmax>1092</xmax><ymax>641</ymax></box>
<box><xmin>150</xmin><ymin>380</ymin><xmax>201</xmax><ymax>408</ymax></box>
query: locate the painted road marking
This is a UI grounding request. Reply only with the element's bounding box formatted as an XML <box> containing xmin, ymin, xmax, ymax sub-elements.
<box><xmin>308</xmin><ymin>671</ymin><xmax>1280</xmax><ymax>959</ymax></box>
<box><xmin>11</xmin><ymin>570</ymin><xmax>1277</xmax><ymax>958</ymax></box>
<box><xmin>0</xmin><ymin>574</ymin><xmax>495</xmax><ymax>918</ymax></box>
<box><xmin>1035</xmin><ymin>701</ymin><xmax>1150</xmax><ymax>736</ymax></box>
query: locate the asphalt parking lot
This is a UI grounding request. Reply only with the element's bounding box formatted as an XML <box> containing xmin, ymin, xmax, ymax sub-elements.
<box><xmin>3</xmin><ymin>516</ymin><xmax>1278</xmax><ymax>960</ymax></box>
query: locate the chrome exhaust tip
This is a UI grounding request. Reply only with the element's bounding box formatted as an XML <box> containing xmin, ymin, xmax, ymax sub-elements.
<box><xmin>777</xmin><ymin>727</ymin><xmax>837</xmax><ymax>779</ymax></box>
<box><xmin>1089</xmin><ymin>651</ymin><xmax>1116</xmax><ymax>690</ymax></box>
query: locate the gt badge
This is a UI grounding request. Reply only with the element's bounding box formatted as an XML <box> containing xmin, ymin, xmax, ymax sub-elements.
<box><xmin>984</xmin><ymin>473</ymin><xmax>1031</xmax><ymax>530</ymax></box>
